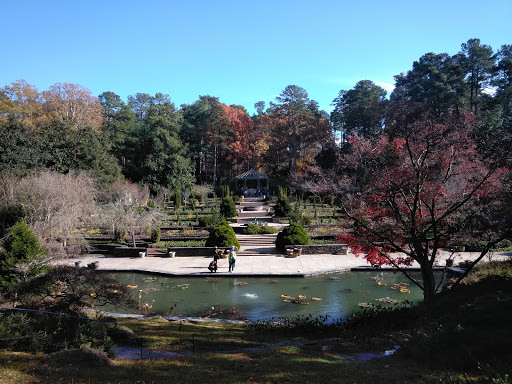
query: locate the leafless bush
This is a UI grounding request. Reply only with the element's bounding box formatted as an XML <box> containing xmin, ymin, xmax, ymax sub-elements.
<box><xmin>0</xmin><ymin>170</ymin><xmax>98</xmax><ymax>257</ymax></box>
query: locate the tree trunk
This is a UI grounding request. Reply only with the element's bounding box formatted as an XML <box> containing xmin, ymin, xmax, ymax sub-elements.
<box><xmin>420</xmin><ymin>264</ymin><xmax>436</xmax><ymax>307</ymax></box>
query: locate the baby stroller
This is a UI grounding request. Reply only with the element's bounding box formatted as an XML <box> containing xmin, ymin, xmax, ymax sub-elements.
<box><xmin>208</xmin><ymin>259</ymin><xmax>218</xmax><ymax>273</ymax></box>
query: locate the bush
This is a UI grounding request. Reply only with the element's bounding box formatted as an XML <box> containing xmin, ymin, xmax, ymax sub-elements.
<box><xmin>114</xmin><ymin>228</ymin><xmax>127</xmax><ymax>243</ymax></box>
<box><xmin>220</xmin><ymin>196</ymin><xmax>237</xmax><ymax>219</ymax></box>
<box><xmin>189</xmin><ymin>198</ymin><xmax>199</xmax><ymax>210</ymax></box>
<box><xmin>275</xmin><ymin>223</ymin><xmax>310</xmax><ymax>252</ymax></box>
<box><xmin>493</xmin><ymin>239</ymin><xmax>512</xmax><ymax>251</ymax></box>
<box><xmin>242</xmin><ymin>224</ymin><xmax>279</xmax><ymax>235</ymax></box>
<box><xmin>199</xmin><ymin>215</ymin><xmax>213</xmax><ymax>228</ymax></box>
<box><xmin>232</xmin><ymin>195</ymin><xmax>242</xmax><ymax>204</ymax></box>
<box><xmin>173</xmin><ymin>190</ymin><xmax>182</xmax><ymax>210</ymax></box>
<box><xmin>205</xmin><ymin>221</ymin><xmax>240</xmax><ymax>249</ymax></box>
<box><xmin>288</xmin><ymin>205</ymin><xmax>312</xmax><ymax>226</ymax></box>
<box><xmin>0</xmin><ymin>311</ymin><xmax>115</xmax><ymax>354</ymax></box>
<box><xmin>0</xmin><ymin>219</ymin><xmax>48</xmax><ymax>290</ymax></box>
<box><xmin>150</xmin><ymin>226</ymin><xmax>161</xmax><ymax>243</ymax></box>
<box><xmin>274</xmin><ymin>195</ymin><xmax>292</xmax><ymax>217</ymax></box>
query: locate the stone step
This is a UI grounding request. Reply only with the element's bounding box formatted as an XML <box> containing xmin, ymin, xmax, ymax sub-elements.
<box><xmin>238</xmin><ymin>248</ymin><xmax>281</xmax><ymax>256</ymax></box>
<box><xmin>237</xmin><ymin>236</ymin><xmax>276</xmax><ymax>242</ymax></box>
<box><xmin>238</xmin><ymin>243</ymin><xmax>276</xmax><ymax>248</ymax></box>
<box><xmin>237</xmin><ymin>210</ymin><xmax>272</xmax><ymax>217</ymax></box>
<box><xmin>236</xmin><ymin>234</ymin><xmax>278</xmax><ymax>239</ymax></box>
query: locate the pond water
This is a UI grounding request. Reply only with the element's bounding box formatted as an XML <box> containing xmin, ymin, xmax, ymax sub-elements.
<box><xmin>107</xmin><ymin>271</ymin><xmax>425</xmax><ymax>323</ymax></box>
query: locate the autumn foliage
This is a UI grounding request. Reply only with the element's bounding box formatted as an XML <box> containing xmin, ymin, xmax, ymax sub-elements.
<box><xmin>221</xmin><ymin>104</ymin><xmax>255</xmax><ymax>171</ymax></box>
<box><xmin>0</xmin><ymin>80</ymin><xmax>104</xmax><ymax>132</ymax></box>
<box><xmin>336</xmin><ymin>105</ymin><xmax>510</xmax><ymax>303</ymax></box>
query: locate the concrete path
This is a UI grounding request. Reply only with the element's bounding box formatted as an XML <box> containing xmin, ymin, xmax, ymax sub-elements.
<box><xmin>53</xmin><ymin>249</ymin><xmax>511</xmax><ymax>277</ymax></box>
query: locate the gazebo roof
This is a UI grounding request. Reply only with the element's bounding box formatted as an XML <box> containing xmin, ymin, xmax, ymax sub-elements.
<box><xmin>235</xmin><ymin>169</ymin><xmax>268</xmax><ymax>180</ymax></box>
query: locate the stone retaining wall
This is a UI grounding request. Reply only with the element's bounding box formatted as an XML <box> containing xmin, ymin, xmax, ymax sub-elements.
<box><xmin>167</xmin><ymin>247</ymin><xmax>221</xmax><ymax>257</ymax></box>
<box><xmin>113</xmin><ymin>247</ymin><xmax>147</xmax><ymax>257</ymax></box>
<box><xmin>287</xmin><ymin>244</ymin><xmax>348</xmax><ymax>255</ymax></box>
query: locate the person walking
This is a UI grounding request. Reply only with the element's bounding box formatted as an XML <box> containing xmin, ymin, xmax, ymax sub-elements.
<box><xmin>228</xmin><ymin>246</ymin><xmax>237</xmax><ymax>272</ymax></box>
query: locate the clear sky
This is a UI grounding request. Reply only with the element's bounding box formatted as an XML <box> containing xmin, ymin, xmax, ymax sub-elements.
<box><xmin>2</xmin><ymin>0</ymin><xmax>511</xmax><ymax>115</ymax></box>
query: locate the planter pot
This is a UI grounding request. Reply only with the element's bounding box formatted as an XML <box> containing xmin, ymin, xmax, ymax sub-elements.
<box><xmin>88</xmin><ymin>261</ymin><xmax>99</xmax><ymax>270</ymax></box>
<box><xmin>168</xmin><ymin>251</ymin><xmax>176</xmax><ymax>258</ymax></box>
<box><xmin>139</xmin><ymin>252</ymin><xmax>146</xmax><ymax>258</ymax></box>
<box><xmin>293</xmin><ymin>247</ymin><xmax>303</xmax><ymax>256</ymax></box>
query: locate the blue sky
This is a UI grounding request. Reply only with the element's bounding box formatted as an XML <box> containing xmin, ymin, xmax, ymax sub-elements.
<box><xmin>2</xmin><ymin>0</ymin><xmax>511</xmax><ymax>115</ymax></box>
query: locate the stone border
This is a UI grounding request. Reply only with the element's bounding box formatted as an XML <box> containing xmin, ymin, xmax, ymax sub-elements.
<box><xmin>113</xmin><ymin>247</ymin><xmax>147</xmax><ymax>257</ymax></box>
<box><xmin>286</xmin><ymin>244</ymin><xmax>348</xmax><ymax>255</ymax></box>
<box><xmin>167</xmin><ymin>247</ymin><xmax>225</xmax><ymax>257</ymax></box>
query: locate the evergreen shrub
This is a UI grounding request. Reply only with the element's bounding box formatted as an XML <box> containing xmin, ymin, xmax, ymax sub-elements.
<box><xmin>150</xmin><ymin>226</ymin><xmax>161</xmax><ymax>243</ymax></box>
<box><xmin>0</xmin><ymin>219</ymin><xmax>48</xmax><ymax>289</ymax></box>
<box><xmin>220</xmin><ymin>196</ymin><xmax>237</xmax><ymax>218</ymax></box>
<box><xmin>242</xmin><ymin>224</ymin><xmax>279</xmax><ymax>235</ymax></box>
<box><xmin>274</xmin><ymin>195</ymin><xmax>292</xmax><ymax>217</ymax></box>
<box><xmin>205</xmin><ymin>221</ymin><xmax>240</xmax><ymax>249</ymax></box>
<box><xmin>199</xmin><ymin>215</ymin><xmax>213</xmax><ymax>228</ymax></box>
<box><xmin>275</xmin><ymin>223</ymin><xmax>310</xmax><ymax>252</ymax></box>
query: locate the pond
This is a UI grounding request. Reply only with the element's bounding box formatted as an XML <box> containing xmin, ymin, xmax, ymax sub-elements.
<box><xmin>107</xmin><ymin>271</ymin><xmax>426</xmax><ymax>323</ymax></box>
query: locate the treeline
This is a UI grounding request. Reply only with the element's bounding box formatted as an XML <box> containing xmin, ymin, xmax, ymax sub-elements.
<box><xmin>1</xmin><ymin>38</ymin><xmax>510</xmax><ymax>195</ymax></box>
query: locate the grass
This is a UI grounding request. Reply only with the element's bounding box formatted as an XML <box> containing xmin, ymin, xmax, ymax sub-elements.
<box><xmin>0</xmin><ymin>341</ymin><xmax>437</xmax><ymax>384</ymax></box>
<box><xmin>2</xmin><ymin>261</ymin><xmax>512</xmax><ymax>383</ymax></box>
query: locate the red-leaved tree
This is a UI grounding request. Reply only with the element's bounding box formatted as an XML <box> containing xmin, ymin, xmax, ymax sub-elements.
<box><xmin>222</xmin><ymin>104</ymin><xmax>254</xmax><ymax>173</ymax></box>
<box><xmin>335</xmin><ymin>105</ymin><xmax>511</xmax><ymax>305</ymax></box>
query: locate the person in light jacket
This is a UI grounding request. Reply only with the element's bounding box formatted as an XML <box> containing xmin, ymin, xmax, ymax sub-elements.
<box><xmin>228</xmin><ymin>246</ymin><xmax>237</xmax><ymax>272</ymax></box>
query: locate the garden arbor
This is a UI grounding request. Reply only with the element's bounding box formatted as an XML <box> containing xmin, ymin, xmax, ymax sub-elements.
<box><xmin>233</xmin><ymin>169</ymin><xmax>269</xmax><ymax>196</ymax></box>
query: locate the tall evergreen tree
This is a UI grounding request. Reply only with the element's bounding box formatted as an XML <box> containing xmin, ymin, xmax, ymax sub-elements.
<box><xmin>331</xmin><ymin>80</ymin><xmax>388</xmax><ymax>141</ymax></box>
<box><xmin>459</xmin><ymin>38</ymin><xmax>495</xmax><ymax>116</ymax></box>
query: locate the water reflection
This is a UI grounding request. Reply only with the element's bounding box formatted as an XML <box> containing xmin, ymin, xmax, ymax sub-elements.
<box><xmin>107</xmin><ymin>271</ymin><xmax>425</xmax><ymax>323</ymax></box>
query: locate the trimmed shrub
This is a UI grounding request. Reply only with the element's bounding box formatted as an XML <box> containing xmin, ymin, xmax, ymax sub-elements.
<box><xmin>274</xmin><ymin>195</ymin><xmax>292</xmax><ymax>217</ymax></box>
<box><xmin>173</xmin><ymin>190</ymin><xmax>182</xmax><ymax>210</ymax></box>
<box><xmin>150</xmin><ymin>226</ymin><xmax>161</xmax><ymax>243</ymax></box>
<box><xmin>220</xmin><ymin>196</ymin><xmax>237</xmax><ymax>219</ymax></box>
<box><xmin>275</xmin><ymin>223</ymin><xmax>310</xmax><ymax>252</ymax></box>
<box><xmin>242</xmin><ymin>224</ymin><xmax>279</xmax><ymax>235</ymax></box>
<box><xmin>205</xmin><ymin>221</ymin><xmax>240</xmax><ymax>249</ymax></box>
<box><xmin>274</xmin><ymin>198</ymin><xmax>289</xmax><ymax>217</ymax></box>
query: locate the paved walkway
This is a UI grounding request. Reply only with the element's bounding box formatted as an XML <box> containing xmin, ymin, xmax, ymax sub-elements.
<box><xmin>53</xmin><ymin>249</ymin><xmax>511</xmax><ymax>277</ymax></box>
